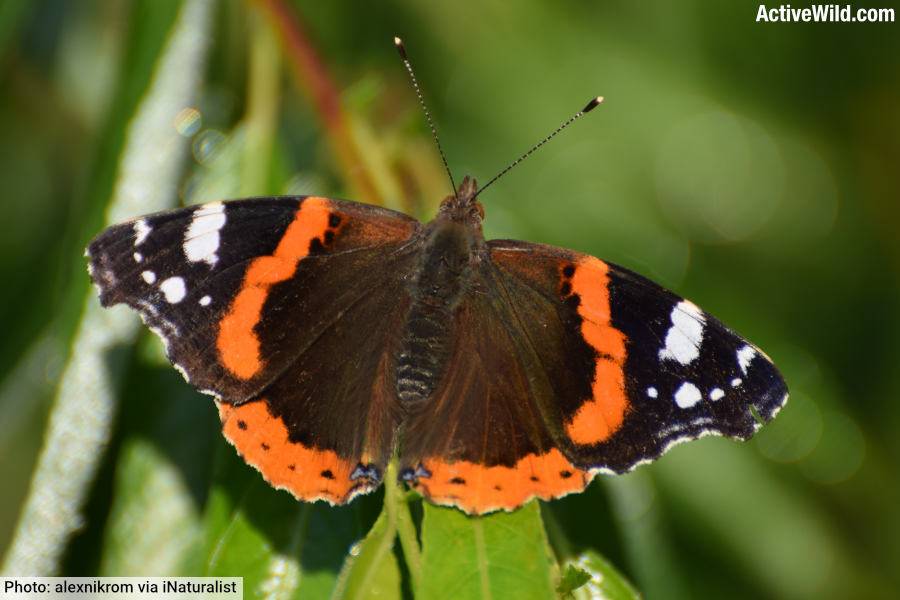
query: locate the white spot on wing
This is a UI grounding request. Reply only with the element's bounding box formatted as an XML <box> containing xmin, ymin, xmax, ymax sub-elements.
<box><xmin>159</xmin><ymin>276</ymin><xmax>187</xmax><ymax>303</ymax></box>
<box><xmin>737</xmin><ymin>344</ymin><xmax>757</xmax><ymax>374</ymax></box>
<box><xmin>141</xmin><ymin>270</ymin><xmax>156</xmax><ymax>284</ymax></box>
<box><xmin>731</xmin><ymin>377</ymin><xmax>742</xmax><ymax>387</ymax></box>
<box><xmin>674</xmin><ymin>381</ymin><xmax>702</xmax><ymax>409</ymax></box>
<box><xmin>199</xmin><ymin>295</ymin><xmax>211</xmax><ymax>306</ymax></box>
<box><xmin>710</xmin><ymin>387</ymin><xmax>725</xmax><ymax>401</ymax></box>
<box><xmin>184</xmin><ymin>201</ymin><xmax>226</xmax><ymax>266</ymax></box>
<box><xmin>133</xmin><ymin>219</ymin><xmax>151</xmax><ymax>245</ymax></box>
<box><xmin>133</xmin><ymin>252</ymin><xmax>143</xmax><ymax>263</ymax></box>
<box><xmin>659</xmin><ymin>300</ymin><xmax>706</xmax><ymax>365</ymax></box>
<box><xmin>647</xmin><ymin>387</ymin><xmax>658</xmax><ymax>398</ymax></box>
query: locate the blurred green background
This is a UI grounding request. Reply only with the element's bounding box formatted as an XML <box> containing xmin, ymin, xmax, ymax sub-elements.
<box><xmin>1</xmin><ymin>0</ymin><xmax>899</xmax><ymax>598</ymax></box>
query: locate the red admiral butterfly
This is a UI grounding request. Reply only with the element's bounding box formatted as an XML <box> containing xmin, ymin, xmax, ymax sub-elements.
<box><xmin>86</xmin><ymin>38</ymin><xmax>787</xmax><ymax>514</ymax></box>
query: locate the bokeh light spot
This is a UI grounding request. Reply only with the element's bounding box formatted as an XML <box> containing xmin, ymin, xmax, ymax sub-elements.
<box><xmin>756</xmin><ymin>392</ymin><xmax>824</xmax><ymax>463</ymax></box>
<box><xmin>174</xmin><ymin>107</ymin><xmax>202</xmax><ymax>137</ymax></box>
<box><xmin>655</xmin><ymin>109</ymin><xmax>785</xmax><ymax>243</ymax></box>
<box><xmin>192</xmin><ymin>129</ymin><xmax>226</xmax><ymax>165</ymax></box>
<box><xmin>800</xmin><ymin>410</ymin><xmax>865</xmax><ymax>485</ymax></box>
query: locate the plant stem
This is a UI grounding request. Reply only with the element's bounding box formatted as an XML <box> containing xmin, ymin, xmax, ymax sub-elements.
<box><xmin>241</xmin><ymin>5</ymin><xmax>282</xmax><ymax>196</ymax></box>
<box><xmin>388</xmin><ymin>463</ymin><xmax>422</xmax><ymax>591</ymax></box>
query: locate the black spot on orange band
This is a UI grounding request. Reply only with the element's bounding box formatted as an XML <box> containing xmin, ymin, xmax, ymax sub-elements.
<box><xmin>408</xmin><ymin>449</ymin><xmax>593</xmax><ymax>514</ymax></box>
<box><xmin>218</xmin><ymin>400</ymin><xmax>377</xmax><ymax>504</ymax></box>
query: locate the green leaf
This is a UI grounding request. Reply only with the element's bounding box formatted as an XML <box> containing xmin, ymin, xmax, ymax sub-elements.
<box><xmin>204</xmin><ymin>447</ymin><xmax>370</xmax><ymax>599</ymax></box>
<box><xmin>93</xmin><ymin>360</ymin><xmax>218</xmax><ymax>576</ymax></box>
<box><xmin>330</xmin><ymin>504</ymin><xmax>402</xmax><ymax>600</ymax></box>
<box><xmin>99</xmin><ymin>439</ymin><xmax>201</xmax><ymax>576</ymax></box>
<box><xmin>417</xmin><ymin>501</ymin><xmax>556</xmax><ymax>600</ymax></box>
<box><xmin>557</xmin><ymin>564</ymin><xmax>592</xmax><ymax>599</ymax></box>
<box><xmin>565</xmin><ymin>551</ymin><xmax>641</xmax><ymax>600</ymax></box>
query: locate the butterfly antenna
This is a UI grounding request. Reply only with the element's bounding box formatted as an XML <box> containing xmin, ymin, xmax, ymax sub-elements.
<box><xmin>394</xmin><ymin>36</ymin><xmax>458</xmax><ymax>197</ymax></box>
<box><xmin>474</xmin><ymin>96</ymin><xmax>604</xmax><ymax>199</ymax></box>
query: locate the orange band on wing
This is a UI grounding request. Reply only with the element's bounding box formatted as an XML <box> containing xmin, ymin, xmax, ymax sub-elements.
<box><xmin>219</xmin><ymin>400</ymin><xmax>369</xmax><ymax>504</ymax></box>
<box><xmin>411</xmin><ymin>449</ymin><xmax>591</xmax><ymax>515</ymax></box>
<box><xmin>564</xmin><ymin>256</ymin><xmax>629</xmax><ymax>445</ymax></box>
<box><xmin>217</xmin><ymin>197</ymin><xmax>331</xmax><ymax>379</ymax></box>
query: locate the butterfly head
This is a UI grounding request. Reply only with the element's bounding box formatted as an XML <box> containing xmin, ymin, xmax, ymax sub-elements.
<box><xmin>438</xmin><ymin>175</ymin><xmax>485</xmax><ymax>229</ymax></box>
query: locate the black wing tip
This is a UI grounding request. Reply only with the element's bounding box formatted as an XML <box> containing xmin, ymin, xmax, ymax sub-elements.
<box><xmin>85</xmin><ymin>245</ymin><xmax>123</xmax><ymax>307</ymax></box>
<box><xmin>720</xmin><ymin>371</ymin><xmax>789</xmax><ymax>442</ymax></box>
<box><xmin>752</xmin><ymin>378</ymin><xmax>789</xmax><ymax>425</ymax></box>
<box><xmin>573</xmin><ymin>376</ymin><xmax>790</xmax><ymax>474</ymax></box>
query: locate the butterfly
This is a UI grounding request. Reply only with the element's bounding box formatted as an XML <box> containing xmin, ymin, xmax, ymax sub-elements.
<box><xmin>85</xmin><ymin>39</ymin><xmax>787</xmax><ymax>515</ymax></box>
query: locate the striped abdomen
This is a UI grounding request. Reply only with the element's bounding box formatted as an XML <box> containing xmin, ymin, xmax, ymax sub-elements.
<box><xmin>396</xmin><ymin>304</ymin><xmax>454</xmax><ymax>408</ymax></box>
<box><xmin>396</xmin><ymin>220</ymin><xmax>475</xmax><ymax>409</ymax></box>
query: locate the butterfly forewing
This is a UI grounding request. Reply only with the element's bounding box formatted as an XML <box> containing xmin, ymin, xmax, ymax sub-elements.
<box><xmin>89</xmin><ymin>198</ymin><xmax>306</xmax><ymax>399</ymax></box>
<box><xmin>88</xmin><ymin>196</ymin><xmax>421</xmax><ymax>504</ymax></box>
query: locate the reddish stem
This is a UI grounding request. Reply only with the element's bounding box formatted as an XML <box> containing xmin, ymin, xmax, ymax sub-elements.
<box><xmin>254</xmin><ymin>0</ymin><xmax>384</xmax><ymax>205</ymax></box>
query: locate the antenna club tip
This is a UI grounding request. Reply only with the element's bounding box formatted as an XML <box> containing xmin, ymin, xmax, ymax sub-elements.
<box><xmin>393</xmin><ymin>36</ymin><xmax>407</xmax><ymax>58</ymax></box>
<box><xmin>583</xmin><ymin>96</ymin><xmax>604</xmax><ymax>113</ymax></box>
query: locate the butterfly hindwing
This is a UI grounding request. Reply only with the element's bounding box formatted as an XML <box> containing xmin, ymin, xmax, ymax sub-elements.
<box><xmin>488</xmin><ymin>239</ymin><xmax>789</xmax><ymax>473</ymax></box>
<box><xmin>398</xmin><ymin>256</ymin><xmax>595</xmax><ymax>514</ymax></box>
<box><xmin>88</xmin><ymin>196</ymin><xmax>422</xmax><ymax>503</ymax></box>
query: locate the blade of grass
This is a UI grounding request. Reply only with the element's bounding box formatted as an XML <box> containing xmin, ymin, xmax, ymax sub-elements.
<box><xmin>1</xmin><ymin>0</ymin><xmax>213</xmax><ymax>576</ymax></box>
<box><xmin>241</xmin><ymin>5</ymin><xmax>282</xmax><ymax>197</ymax></box>
<box><xmin>603</xmin><ymin>472</ymin><xmax>691</xmax><ymax>600</ymax></box>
